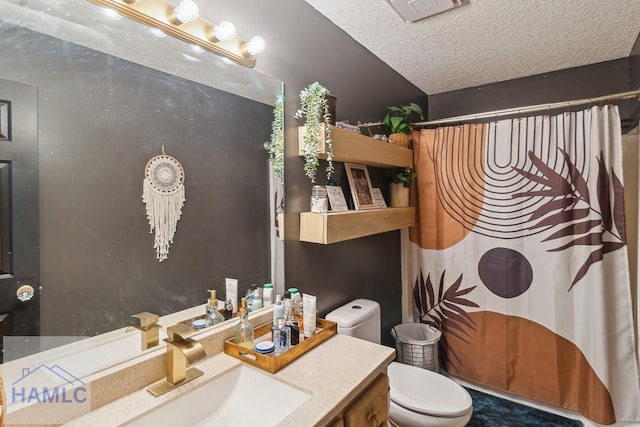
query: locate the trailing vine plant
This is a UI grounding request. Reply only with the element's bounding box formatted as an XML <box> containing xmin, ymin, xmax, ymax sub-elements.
<box><xmin>268</xmin><ymin>94</ymin><xmax>284</xmax><ymax>180</ymax></box>
<box><xmin>294</xmin><ymin>82</ymin><xmax>334</xmax><ymax>183</ymax></box>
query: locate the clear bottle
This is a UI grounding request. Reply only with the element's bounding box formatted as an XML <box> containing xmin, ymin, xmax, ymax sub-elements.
<box><xmin>310</xmin><ymin>185</ymin><xmax>328</xmax><ymax>213</ymax></box>
<box><xmin>282</xmin><ymin>291</ymin><xmax>292</xmax><ymax>322</ymax></box>
<box><xmin>273</xmin><ymin>294</ymin><xmax>285</xmax><ymax>324</ymax></box>
<box><xmin>205</xmin><ymin>289</ymin><xmax>224</xmax><ymax>327</ymax></box>
<box><xmin>272</xmin><ymin>317</ymin><xmax>291</xmax><ymax>355</ymax></box>
<box><xmin>234</xmin><ymin>298</ymin><xmax>254</xmax><ymax>349</ymax></box>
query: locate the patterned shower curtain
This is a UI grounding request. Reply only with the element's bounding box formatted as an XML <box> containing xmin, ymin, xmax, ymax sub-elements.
<box><xmin>408</xmin><ymin>105</ymin><xmax>640</xmax><ymax>424</ymax></box>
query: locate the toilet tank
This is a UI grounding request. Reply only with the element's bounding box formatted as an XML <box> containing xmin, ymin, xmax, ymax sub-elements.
<box><xmin>325</xmin><ymin>299</ymin><xmax>380</xmax><ymax>344</ymax></box>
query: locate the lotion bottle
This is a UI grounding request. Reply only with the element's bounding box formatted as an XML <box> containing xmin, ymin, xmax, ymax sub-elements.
<box><xmin>273</xmin><ymin>294</ymin><xmax>284</xmax><ymax>324</ymax></box>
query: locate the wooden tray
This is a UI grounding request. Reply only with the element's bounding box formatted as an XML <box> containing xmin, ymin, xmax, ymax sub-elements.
<box><xmin>223</xmin><ymin>318</ymin><xmax>337</xmax><ymax>373</ymax></box>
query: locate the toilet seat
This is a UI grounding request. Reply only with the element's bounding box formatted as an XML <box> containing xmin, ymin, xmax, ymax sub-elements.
<box><xmin>388</xmin><ymin>362</ymin><xmax>472</xmax><ymax>418</ymax></box>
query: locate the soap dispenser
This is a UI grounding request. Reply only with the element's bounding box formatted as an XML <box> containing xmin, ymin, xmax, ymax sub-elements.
<box><xmin>234</xmin><ymin>297</ymin><xmax>254</xmax><ymax>349</ymax></box>
<box><xmin>205</xmin><ymin>289</ymin><xmax>224</xmax><ymax>327</ymax></box>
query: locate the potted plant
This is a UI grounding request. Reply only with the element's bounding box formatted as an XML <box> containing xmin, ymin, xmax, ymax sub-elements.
<box><xmin>294</xmin><ymin>82</ymin><xmax>335</xmax><ymax>183</ymax></box>
<box><xmin>267</xmin><ymin>94</ymin><xmax>284</xmax><ymax>180</ymax></box>
<box><xmin>389</xmin><ymin>168</ymin><xmax>416</xmax><ymax>207</ymax></box>
<box><xmin>382</xmin><ymin>102</ymin><xmax>424</xmax><ymax>148</ymax></box>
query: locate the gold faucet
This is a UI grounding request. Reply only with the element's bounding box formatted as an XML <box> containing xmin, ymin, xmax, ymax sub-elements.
<box><xmin>126</xmin><ymin>312</ymin><xmax>162</xmax><ymax>350</ymax></box>
<box><xmin>147</xmin><ymin>323</ymin><xmax>206</xmax><ymax>397</ymax></box>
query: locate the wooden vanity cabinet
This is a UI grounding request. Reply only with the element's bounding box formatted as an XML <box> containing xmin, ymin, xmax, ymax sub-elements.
<box><xmin>328</xmin><ymin>373</ymin><xmax>389</xmax><ymax>426</ymax></box>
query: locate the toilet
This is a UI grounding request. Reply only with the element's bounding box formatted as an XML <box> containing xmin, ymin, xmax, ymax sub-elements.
<box><xmin>326</xmin><ymin>299</ymin><xmax>473</xmax><ymax>427</ymax></box>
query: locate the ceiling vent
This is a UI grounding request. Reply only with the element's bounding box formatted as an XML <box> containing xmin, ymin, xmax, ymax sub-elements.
<box><xmin>387</xmin><ymin>0</ymin><xmax>466</xmax><ymax>23</ymax></box>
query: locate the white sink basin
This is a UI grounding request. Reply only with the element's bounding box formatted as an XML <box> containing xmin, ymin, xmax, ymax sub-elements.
<box><xmin>129</xmin><ymin>365</ymin><xmax>311</xmax><ymax>427</ymax></box>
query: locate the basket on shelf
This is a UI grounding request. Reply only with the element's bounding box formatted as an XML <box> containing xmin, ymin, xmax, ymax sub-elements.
<box><xmin>391</xmin><ymin>323</ymin><xmax>441</xmax><ymax>372</ymax></box>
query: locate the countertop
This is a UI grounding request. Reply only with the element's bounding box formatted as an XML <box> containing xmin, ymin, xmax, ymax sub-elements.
<box><xmin>64</xmin><ymin>333</ymin><xmax>395</xmax><ymax>426</ymax></box>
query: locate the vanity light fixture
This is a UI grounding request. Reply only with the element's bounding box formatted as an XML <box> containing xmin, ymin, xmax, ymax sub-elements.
<box><xmin>88</xmin><ymin>0</ymin><xmax>265</xmax><ymax>67</ymax></box>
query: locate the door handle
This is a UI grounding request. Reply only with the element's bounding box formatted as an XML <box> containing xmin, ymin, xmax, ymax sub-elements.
<box><xmin>16</xmin><ymin>284</ymin><xmax>35</xmax><ymax>302</ymax></box>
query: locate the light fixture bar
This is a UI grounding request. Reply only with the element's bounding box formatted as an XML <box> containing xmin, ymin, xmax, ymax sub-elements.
<box><xmin>88</xmin><ymin>0</ymin><xmax>258</xmax><ymax>67</ymax></box>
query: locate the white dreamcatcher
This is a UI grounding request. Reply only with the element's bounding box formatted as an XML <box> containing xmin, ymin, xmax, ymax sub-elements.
<box><xmin>142</xmin><ymin>146</ymin><xmax>186</xmax><ymax>262</ymax></box>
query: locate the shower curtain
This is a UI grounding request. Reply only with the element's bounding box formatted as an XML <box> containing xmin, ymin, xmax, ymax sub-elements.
<box><xmin>407</xmin><ymin>105</ymin><xmax>640</xmax><ymax>424</ymax></box>
<box><xmin>622</xmin><ymin>124</ymin><xmax>639</xmax><ymax>369</ymax></box>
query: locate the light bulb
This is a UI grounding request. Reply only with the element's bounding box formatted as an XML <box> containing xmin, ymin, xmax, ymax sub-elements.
<box><xmin>174</xmin><ymin>0</ymin><xmax>199</xmax><ymax>24</ymax></box>
<box><xmin>212</xmin><ymin>21</ymin><xmax>236</xmax><ymax>42</ymax></box>
<box><xmin>245</xmin><ymin>36</ymin><xmax>265</xmax><ymax>56</ymax></box>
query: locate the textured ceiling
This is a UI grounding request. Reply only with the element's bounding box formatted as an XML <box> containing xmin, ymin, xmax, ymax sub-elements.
<box><xmin>304</xmin><ymin>0</ymin><xmax>640</xmax><ymax>95</ymax></box>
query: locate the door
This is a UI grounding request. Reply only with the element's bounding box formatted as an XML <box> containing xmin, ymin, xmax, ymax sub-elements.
<box><xmin>0</xmin><ymin>79</ymin><xmax>39</xmax><ymax>363</ymax></box>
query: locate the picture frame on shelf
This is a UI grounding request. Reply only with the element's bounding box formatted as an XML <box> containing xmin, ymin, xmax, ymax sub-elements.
<box><xmin>326</xmin><ymin>186</ymin><xmax>349</xmax><ymax>212</ymax></box>
<box><xmin>371</xmin><ymin>188</ymin><xmax>387</xmax><ymax>208</ymax></box>
<box><xmin>345</xmin><ymin>163</ymin><xmax>376</xmax><ymax>210</ymax></box>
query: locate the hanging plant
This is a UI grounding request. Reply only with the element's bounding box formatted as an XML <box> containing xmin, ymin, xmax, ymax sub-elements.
<box><xmin>294</xmin><ymin>82</ymin><xmax>334</xmax><ymax>183</ymax></box>
<box><xmin>268</xmin><ymin>94</ymin><xmax>284</xmax><ymax>180</ymax></box>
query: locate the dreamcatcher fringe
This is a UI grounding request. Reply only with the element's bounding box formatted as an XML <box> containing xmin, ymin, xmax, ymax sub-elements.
<box><xmin>142</xmin><ymin>178</ymin><xmax>185</xmax><ymax>262</ymax></box>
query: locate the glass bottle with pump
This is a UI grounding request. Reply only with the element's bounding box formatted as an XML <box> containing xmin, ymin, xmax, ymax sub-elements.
<box><xmin>234</xmin><ymin>297</ymin><xmax>254</xmax><ymax>349</ymax></box>
<box><xmin>205</xmin><ymin>289</ymin><xmax>225</xmax><ymax>327</ymax></box>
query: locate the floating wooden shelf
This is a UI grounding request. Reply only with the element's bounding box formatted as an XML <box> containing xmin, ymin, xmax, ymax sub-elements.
<box><xmin>299</xmin><ymin>208</ymin><xmax>415</xmax><ymax>244</ymax></box>
<box><xmin>298</xmin><ymin>125</ymin><xmax>413</xmax><ymax>169</ymax></box>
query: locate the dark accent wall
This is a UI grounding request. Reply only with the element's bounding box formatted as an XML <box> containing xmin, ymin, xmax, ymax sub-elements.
<box><xmin>238</xmin><ymin>1</ymin><xmax>428</xmax><ymax>347</ymax></box>
<box><xmin>0</xmin><ymin>24</ymin><xmax>272</xmax><ymax>336</ymax></box>
<box><xmin>630</xmin><ymin>33</ymin><xmax>640</xmax><ymax>127</ymax></box>
<box><xmin>429</xmin><ymin>58</ymin><xmax>635</xmax><ymax>132</ymax></box>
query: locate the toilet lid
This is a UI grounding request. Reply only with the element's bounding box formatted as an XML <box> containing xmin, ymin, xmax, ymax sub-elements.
<box><xmin>388</xmin><ymin>362</ymin><xmax>472</xmax><ymax>417</ymax></box>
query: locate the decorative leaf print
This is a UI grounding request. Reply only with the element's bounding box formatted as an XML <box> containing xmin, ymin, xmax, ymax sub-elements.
<box><xmin>596</xmin><ymin>154</ymin><xmax>612</xmax><ymax>232</ymax></box>
<box><xmin>512</xmin><ymin>167</ymin><xmax>553</xmax><ymax>187</ymax></box>
<box><xmin>512</xmin><ymin>189</ymin><xmax>569</xmax><ymax>199</ymax></box>
<box><xmin>559</xmin><ymin>148</ymin><xmax>590</xmax><ymax>204</ymax></box>
<box><xmin>612</xmin><ymin>170</ymin><xmax>627</xmax><ymax>244</ymax></box>
<box><xmin>547</xmin><ymin>232</ymin><xmax>603</xmax><ymax>252</ymax></box>
<box><xmin>528</xmin><ymin>197</ymin><xmax>576</xmax><ymax>221</ymax></box>
<box><xmin>527</xmin><ymin>150</ymin><xmax>572</xmax><ymax>193</ymax></box>
<box><xmin>512</xmin><ymin>149</ymin><xmax>626</xmax><ymax>290</ymax></box>
<box><xmin>413</xmin><ymin>269</ymin><xmax>478</xmax><ymax>370</ymax></box>
<box><xmin>569</xmin><ymin>247</ymin><xmax>604</xmax><ymax>290</ymax></box>
<box><xmin>530</xmin><ymin>208</ymin><xmax>591</xmax><ymax>229</ymax></box>
<box><xmin>541</xmin><ymin>219</ymin><xmax>602</xmax><ymax>242</ymax></box>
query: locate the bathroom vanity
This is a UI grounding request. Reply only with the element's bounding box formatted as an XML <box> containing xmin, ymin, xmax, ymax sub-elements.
<box><xmin>63</xmin><ymin>331</ymin><xmax>394</xmax><ymax>426</ymax></box>
<box><xmin>2</xmin><ymin>306</ymin><xmax>394</xmax><ymax>426</ymax></box>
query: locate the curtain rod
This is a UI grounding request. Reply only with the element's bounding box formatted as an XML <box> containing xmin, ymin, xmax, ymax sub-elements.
<box><xmin>411</xmin><ymin>89</ymin><xmax>640</xmax><ymax>127</ymax></box>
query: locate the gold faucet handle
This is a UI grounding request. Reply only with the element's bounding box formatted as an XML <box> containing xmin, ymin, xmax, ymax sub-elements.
<box><xmin>131</xmin><ymin>312</ymin><xmax>160</xmax><ymax>330</ymax></box>
<box><xmin>166</xmin><ymin>323</ymin><xmax>198</xmax><ymax>342</ymax></box>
